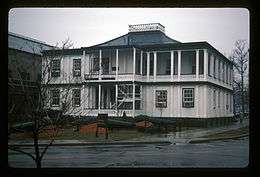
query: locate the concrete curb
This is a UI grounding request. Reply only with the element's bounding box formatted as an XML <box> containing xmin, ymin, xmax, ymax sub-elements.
<box><xmin>9</xmin><ymin>140</ymin><xmax>172</xmax><ymax>147</ymax></box>
<box><xmin>189</xmin><ymin>133</ymin><xmax>249</xmax><ymax>144</ymax></box>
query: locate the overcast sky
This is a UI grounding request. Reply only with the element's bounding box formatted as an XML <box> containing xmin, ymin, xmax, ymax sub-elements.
<box><xmin>8</xmin><ymin>8</ymin><xmax>249</xmax><ymax>56</ymax></box>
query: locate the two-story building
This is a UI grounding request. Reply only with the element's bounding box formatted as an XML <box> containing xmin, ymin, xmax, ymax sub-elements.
<box><xmin>43</xmin><ymin>23</ymin><xmax>234</xmax><ymax>125</ymax></box>
<box><xmin>8</xmin><ymin>32</ymin><xmax>53</xmax><ymax>123</ymax></box>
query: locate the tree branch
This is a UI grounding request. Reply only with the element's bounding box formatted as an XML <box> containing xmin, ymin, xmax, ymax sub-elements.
<box><xmin>8</xmin><ymin>145</ymin><xmax>36</xmax><ymax>161</ymax></box>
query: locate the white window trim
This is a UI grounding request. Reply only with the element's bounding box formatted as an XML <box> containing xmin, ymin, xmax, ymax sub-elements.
<box><xmin>155</xmin><ymin>90</ymin><xmax>167</xmax><ymax>108</ymax></box>
<box><xmin>51</xmin><ymin>59</ymin><xmax>61</xmax><ymax>77</ymax></box>
<box><xmin>182</xmin><ymin>88</ymin><xmax>194</xmax><ymax>108</ymax></box>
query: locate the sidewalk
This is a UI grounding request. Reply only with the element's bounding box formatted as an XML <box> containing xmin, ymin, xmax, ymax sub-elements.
<box><xmin>9</xmin><ymin>119</ymin><xmax>249</xmax><ymax>146</ymax></box>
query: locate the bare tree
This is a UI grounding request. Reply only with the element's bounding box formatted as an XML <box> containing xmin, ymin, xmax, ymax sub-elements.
<box><xmin>8</xmin><ymin>38</ymin><xmax>86</xmax><ymax>168</ymax></box>
<box><xmin>229</xmin><ymin>40</ymin><xmax>249</xmax><ymax>122</ymax></box>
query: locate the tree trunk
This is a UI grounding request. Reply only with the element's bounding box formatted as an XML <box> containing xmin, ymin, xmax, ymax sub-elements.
<box><xmin>241</xmin><ymin>72</ymin><xmax>245</xmax><ymax>123</ymax></box>
<box><xmin>33</xmin><ymin>131</ymin><xmax>41</xmax><ymax>168</ymax></box>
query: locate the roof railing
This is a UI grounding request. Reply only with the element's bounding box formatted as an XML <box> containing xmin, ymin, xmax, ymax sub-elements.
<box><xmin>129</xmin><ymin>23</ymin><xmax>165</xmax><ymax>33</ymax></box>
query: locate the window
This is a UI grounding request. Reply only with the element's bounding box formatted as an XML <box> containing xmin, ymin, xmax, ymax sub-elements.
<box><xmin>51</xmin><ymin>89</ymin><xmax>60</xmax><ymax>106</ymax></box>
<box><xmin>73</xmin><ymin>89</ymin><xmax>81</xmax><ymax>107</ymax></box>
<box><xmin>166</xmin><ymin>57</ymin><xmax>171</xmax><ymax>75</ymax></box>
<box><xmin>51</xmin><ymin>59</ymin><xmax>61</xmax><ymax>77</ymax></box>
<box><xmin>182</xmin><ymin>88</ymin><xmax>194</xmax><ymax>108</ymax></box>
<box><xmin>135</xmin><ymin>85</ymin><xmax>141</xmax><ymax>98</ymax></box>
<box><xmin>73</xmin><ymin>59</ymin><xmax>81</xmax><ymax>77</ymax></box>
<box><xmin>102</xmin><ymin>58</ymin><xmax>109</xmax><ymax>74</ymax></box>
<box><xmin>155</xmin><ymin>90</ymin><xmax>167</xmax><ymax>108</ymax></box>
<box><xmin>199</xmin><ymin>50</ymin><xmax>204</xmax><ymax>74</ymax></box>
<box><xmin>92</xmin><ymin>58</ymin><xmax>99</xmax><ymax>72</ymax></box>
<box><xmin>181</xmin><ymin>51</ymin><xmax>196</xmax><ymax>75</ymax></box>
<box><xmin>213</xmin><ymin>90</ymin><xmax>216</xmax><ymax>109</ymax></box>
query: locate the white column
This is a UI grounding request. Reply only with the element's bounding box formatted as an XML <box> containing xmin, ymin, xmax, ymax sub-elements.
<box><xmin>170</xmin><ymin>50</ymin><xmax>174</xmax><ymax>80</ymax></box>
<box><xmin>133</xmin><ymin>47</ymin><xmax>136</xmax><ymax>80</ymax></box>
<box><xmin>177</xmin><ymin>50</ymin><xmax>181</xmax><ymax>81</ymax></box>
<box><xmin>147</xmin><ymin>52</ymin><xmax>150</xmax><ymax>80</ymax></box>
<box><xmin>196</xmin><ymin>50</ymin><xmax>199</xmax><ymax>80</ymax></box>
<box><xmin>99</xmin><ymin>49</ymin><xmax>102</xmax><ymax>80</ymax></box>
<box><xmin>170</xmin><ymin>85</ymin><xmax>173</xmax><ymax>117</ymax></box>
<box><xmin>115</xmin><ymin>84</ymin><xmax>118</xmax><ymax>115</ymax></box>
<box><xmin>132</xmin><ymin>83</ymin><xmax>135</xmax><ymax>118</ymax></box>
<box><xmin>98</xmin><ymin>84</ymin><xmax>101</xmax><ymax>113</ymax></box>
<box><xmin>203</xmin><ymin>49</ymin><xmax>208</xmax><ymax>80</ymax></box>
<box><xmin>196</xmin><ymin>85</ymin><xmax>199</xmax><ymax>117</ymax></box>
<box><xmin>140</xmin><ymin>51</ymin><xmax>143</xmax><ymax>75</ymax></box>
<box><xmin>153</xmin><ymin>52</ymin><xmax>157</xmax><ymax>80</ymax></box>
<box><xmin>116</xmin><ymin>49</ymin><xmax>119</xmax><ymax>80</ymax></box>
<box><xmin>204</xmin><ymin>85</ymin><xmax>208</xmax><ymax>118</ymax></box>
<box><xmin>178</xmin><ymin>86</ymin><xmax>181</xmax><ymax>117</ymax></box>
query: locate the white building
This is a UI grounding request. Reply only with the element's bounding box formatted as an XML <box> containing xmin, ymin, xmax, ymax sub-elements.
<box><xmin>43</xmin><ymin>23</ymin><xmax>234</xmax><ymax>125</ymax></box>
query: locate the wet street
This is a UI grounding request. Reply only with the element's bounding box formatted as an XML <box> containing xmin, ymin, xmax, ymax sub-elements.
<box><xmin>8</xmin><ymin>137</ymin><xmax>248</xmax><ymax>168</ymax></box>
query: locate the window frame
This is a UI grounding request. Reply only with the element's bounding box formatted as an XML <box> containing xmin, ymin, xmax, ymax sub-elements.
<box><xmin>72</xmin><ymin>88</ymin><xmax>81</xmax><ymax>107</ymax></box>
<box><xmin>155</xmin><ymin>90</ymin><xmax>167</xmax><ymax>108</ymax></box>
<box><xmin>51</xmin><ymin>59</ymin><xmax>61</xmax><ymax>77</ymax></box>
<box><xmin>51</xmin><ymin>89</ymin><xmax>60</xmax><ymax>107</ymax></box>
<box><xmin>73</xmin><ymin>58</ymin><xmax>81</xmax><ymax>77</ymax></box>
<box><xmin>182</xmin><ymin>88</ymin><xmax>195</xmax><ymax>108</ymax></box>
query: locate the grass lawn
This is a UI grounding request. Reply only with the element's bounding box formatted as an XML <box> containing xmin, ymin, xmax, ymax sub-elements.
<box><xmin>200</xmin><ymin>126</ymin><xmax>249</xmax><ymax>139</ymax></box>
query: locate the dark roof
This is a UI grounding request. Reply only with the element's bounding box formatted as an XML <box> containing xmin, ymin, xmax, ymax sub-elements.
<box><xmin>137</xmin><ymin>42</ymin><xmax>233</xmax><ymax>64</ymax></box>
<box><xmin>42</xmin><ymin>48</ymin><xmax>83</xmax><ymax>56</ymax></box>
<box><xmin>82</xmin><ymin>41</ymin><xmax>232</xmax><ymax>64</ymax></box>
<box><xmin>87</xmin><ymin>30</ymin><xmax>180</xmax><ymax>48</ymax></box>
<box><xmin>8</xmin><ymin>32</ymin><xmax>53</xmax><ymax>55</ymax></box>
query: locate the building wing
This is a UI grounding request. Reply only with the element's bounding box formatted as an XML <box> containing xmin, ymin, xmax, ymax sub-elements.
<box><xmin>8</xmin><ymin>32</ymin><xmax>54</xmax><ymax>55</ymax></box>
<box><xmin>89</xmin><ymin>23</ymin><xmax>180</xmax><ymax>48</ymax></box>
